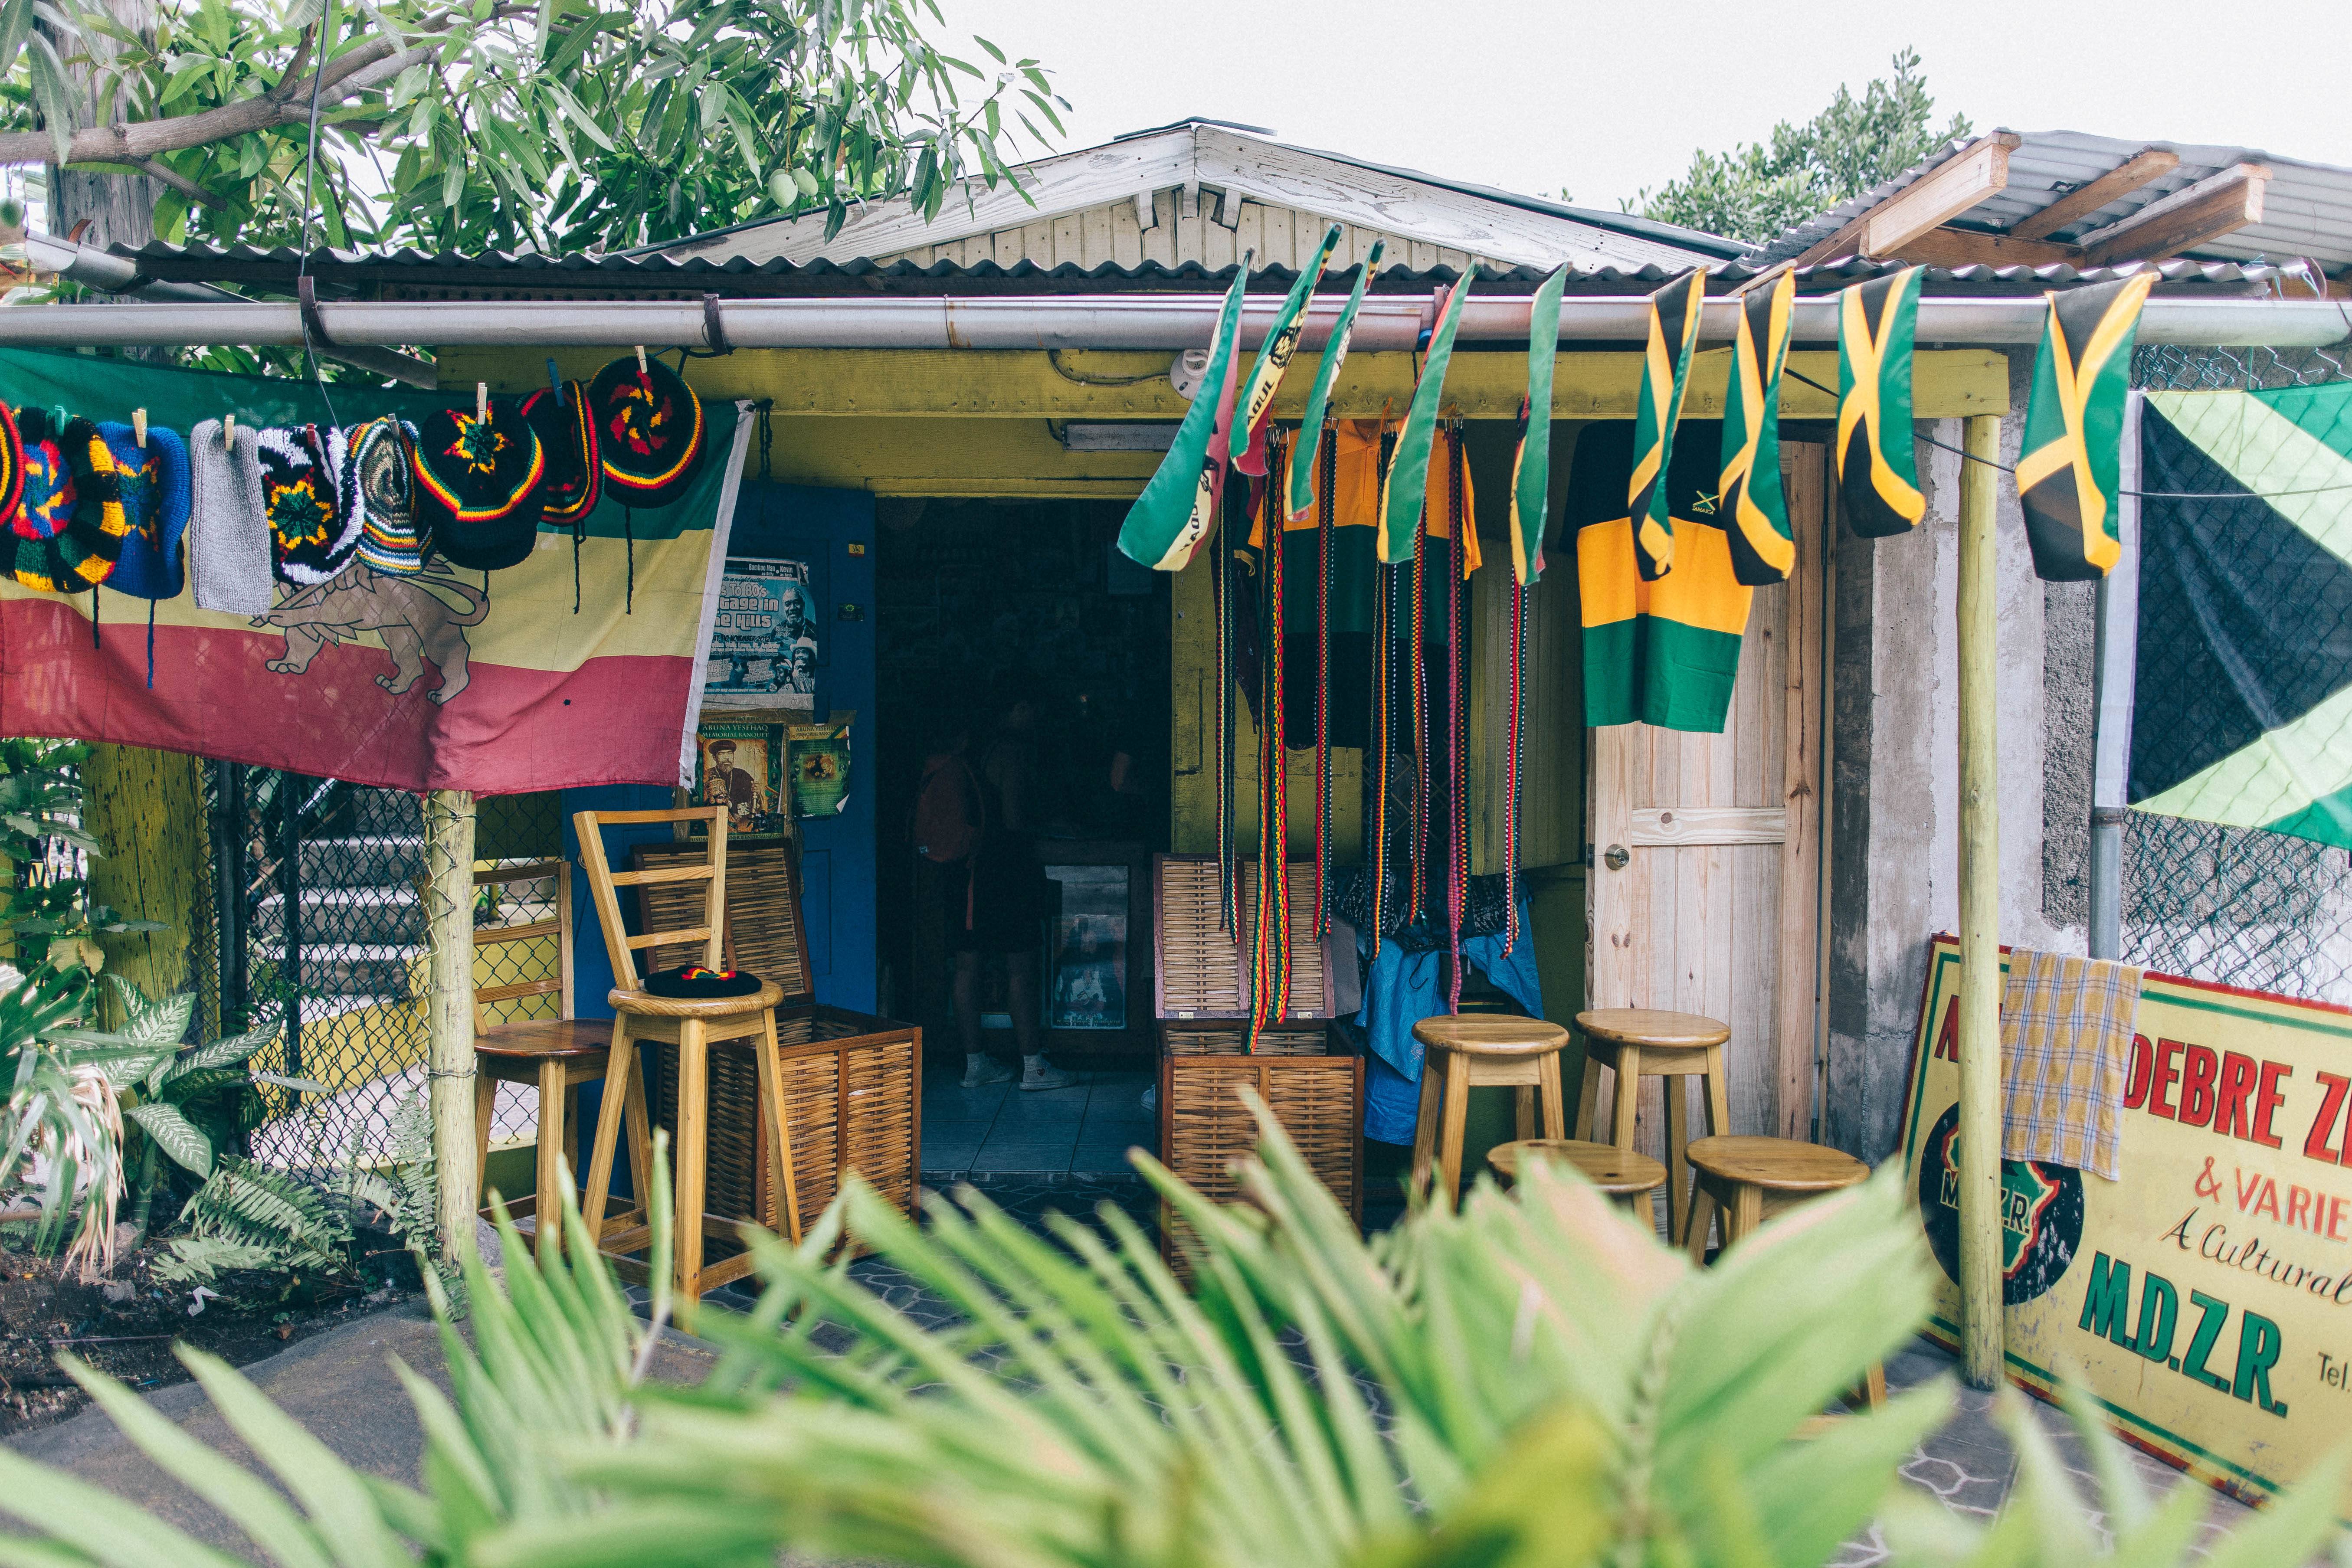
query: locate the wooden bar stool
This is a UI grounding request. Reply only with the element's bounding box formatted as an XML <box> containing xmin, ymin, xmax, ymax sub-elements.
<box><xmin>465</xmin><ymin>859</ymin><xmax>653</xmax><ymax>1264</ymax></box>
<box><xmin>1684</xmin><ymin>1134</ymin><xmax>1880</xmax><ymax>1407</ymax></box>
<box><xmin>1409</xmin><ymin>1015</ymin><xmax>1570</xmax><ymax>1207</ymax></box>
<box><xmin>1575</xmin><ymin>1008</ymin><xmax>1732</xmax><ymax>1247</ymax></box>
<box><xmin>1487</xmin><ymin>1139</ymin><xmax>1667</xmax><ymax>1213</ymax></box>
<box><xmin>573</xmin><ymin>807</ymin><xmax>799</xmax><ymax>1323</ymax></box>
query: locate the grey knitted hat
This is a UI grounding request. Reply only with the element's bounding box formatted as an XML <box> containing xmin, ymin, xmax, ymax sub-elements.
<box><xmin>187</xmin><ymin>419</ymin><xmax>275</xmax><ymax>615</ymax></box>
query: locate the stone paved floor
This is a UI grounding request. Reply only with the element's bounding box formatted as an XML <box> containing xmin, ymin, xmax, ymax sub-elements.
<box><xmin>920</xmin><ymin>1066</ymin><xmax>1156</xmax><ymax>1178</ymax></box>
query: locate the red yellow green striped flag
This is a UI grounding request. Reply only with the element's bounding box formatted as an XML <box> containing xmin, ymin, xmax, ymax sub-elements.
<box><xmin>1718</xmin><ymin>269</ymin><xmax>1797</xmax><ymax>585</ymax></box>
<box><xmin>1285</xmin><ymin>240</ymin><xmax>1385</xmax><ymax>521</ymax></box>
<box><xmin>2017</xmin><ymin>272</ymin><xmax>2156</xmax><ymax>580</ymax></box>
<box><xmin>1507</xmin><ymin>264</ymin><xmax>1569</xmax><ymax>586</ymax></box>
<box><xmin>1629</xmin><ymin>268</ymin><xmax>1706</xmax><ymax>581</ymax></box>
<box><xmin>1117</xmin><ymin>255</ymin><xmax>1254</xmax><ymax>571</ymax></box>
<box><xmin>1234</xmin><ymin>225</ymin><xmax>1342</xmax><ymax>478</ymax></box>
<box><xmin>1835</xmin><ymin>265</ymin><xmax>1927</xmax><ymax>537</ymax></box>
<box><xmin>1378</xmin><ymin>274</ymin><xmax>1473</xmax><ymax>565</ymax></box>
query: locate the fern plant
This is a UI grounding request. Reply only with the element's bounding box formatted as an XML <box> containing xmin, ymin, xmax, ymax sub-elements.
<box><xmin>150</xmin><ymin>1161</ymin><xmax>355</xmax><ymax>1288</ymax></box>
<box><xmin>0</xmin><ymin>1113</ymin><xmax>2336</xmax><ymax>1568</ymax></box>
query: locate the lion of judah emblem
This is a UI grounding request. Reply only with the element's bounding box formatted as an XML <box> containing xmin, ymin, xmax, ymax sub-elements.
<box><xmin>252</xmin><ymin>563</ymin><xmax>489</xmax><ymax>705</ymax></box>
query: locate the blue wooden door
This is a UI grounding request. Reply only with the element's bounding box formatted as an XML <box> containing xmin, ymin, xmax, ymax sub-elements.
<box><xmin>727</xmin><ymin>482</ymin><xmax>878</xmax><ymax>1010</ymax></box>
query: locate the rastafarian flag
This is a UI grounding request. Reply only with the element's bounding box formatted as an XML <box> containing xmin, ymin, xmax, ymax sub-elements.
<box><xmin>1629</xmin><ymin>268</ymin><xmax>1706</xmax><ymax>580</ymax></box>
<box><xmin>1117</xmin><ymin>255</ymin><xmax>1254</xmax><ymax>571</ymax></box>
<box><xmin>1234</xmin><ymin>225</ymin><xmax>1343</xmax><ymax>478</ymax></box>
<box><xmin>2017</xmin><ymin>272</ymin><xmax>2157</xmax><ymax>581</ymax></box>
<box><xmin>1836</xmin><ymin>265</ymin><xmax>1927</xmax><ymax>537</ymax></box>
<box><xmin>1718</xmin><ymin>270</ymin><xmax>1797</xmax><ymax>586</ymax></box>
<box><xmin>1507</xmin><ymin>264</ymin><xmax>1569</xmax><ymax>585</ymax></box>
<box><xmin>1379</xmin><ymin>273</ymin><xmax>1473</xmax><ymax>565</ymax></box>
<box><xmin>1286</xmin><ymin>240</ymin><xmax>1385</xmax><ymax>521</ymax></box>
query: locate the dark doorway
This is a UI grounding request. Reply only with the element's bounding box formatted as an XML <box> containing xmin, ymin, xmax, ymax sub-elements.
<box><xmin>874</xmin><ymin>498</ymin><xmax>1170</xmax><ymax>1176</ymax></box>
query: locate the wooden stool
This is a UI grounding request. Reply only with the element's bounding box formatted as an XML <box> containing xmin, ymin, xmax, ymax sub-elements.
<box><xmin>1575</xmin><ymin>1008</ymin><xmax>1732</xmax><ymax>1247</ymax></box>
<box><xmin>1409</xmin><ymin>1015</ymin><xmax>1571</xmax><ymax>1207</ymax></box>
<box><xmin>1685</xmin><ymin>1134</ymin><xmax>1881</xmax><ymax>1409</ymax></box>
<box><xmin>1487</xmin><ymin>1139</ymin><xmax>1667</xmax><ymax>1212</ymax></box>
<box><xmin>461</xmin><ymin>859</ymin><xmax>653</xmax><ymax>1264</ymax></box>
<box><xmin>574</xmin><ymin>807</ymin><xmax>799</xmax><ymax>1325</ymax></box>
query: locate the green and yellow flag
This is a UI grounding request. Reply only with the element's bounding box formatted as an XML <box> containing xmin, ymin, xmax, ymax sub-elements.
<box><xmin>1378</xmin><ymin>274</ymin><xmax>1472</xmax><ymax>565</ymax></box>
<box><xmin>1507</xmin><ymin>264</ymin><xmax>1569</xmax><ymax>585</ymax></box>
<box><xmin>1286</xmin><ymin>240</ymin><xmax>1385</xmax><ymax>521</ymax></box>
<box><xmin>1117</xmin><ymin>256</ymin><xmax>1253</xmax><ymax>571</ymax></box>
<box><xmin>1835</xmin><ymin>266</ymin><xmax>1926</xmax><ymax>537</ymax></box>
<box><xmin>1234</xmin><ymin>225</ymin><xmax>1343</xmax><ymax>478</ymax></box>
<box><xmin>1718</xmin><ymin>270</ymin><xmax>1796</xmax><ymax>586</ymax></box>
<box><xmin>2017</xmin><ymin>272</ymin><xmax>2156</xmax><ymax>581</ymax></box>
<box><xmin>1629</xmin><ymin>268</ymin><xmax>1706</xmax><ymax>580</ymax></box>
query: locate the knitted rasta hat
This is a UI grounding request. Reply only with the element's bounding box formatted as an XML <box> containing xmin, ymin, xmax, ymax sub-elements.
<box><xmin>342</xmin><ymin>416</ymin><xmax>428</xmax><ymax>575</ymax></box>
<box><xmin>588</xmin><ymin>356</ymin><xmax>704</xmax><ymax>507</ymax></box>
<box><xmin>413</xmin><ymin>397</ymin><xmax>544</xmax><ymax>571</ymax></box>
<box><xmin>259</xmin><ymin>424</ymin><xmax>358</xmax><ymax>585</ymax></box>
<box><xmin>0</xmin><ymin>403</ymin><xmax>24</xmax><ymax>528</ymax></box>
<box><xmin>187</xmin><ymin>419</ymin><xmax>274</xmax><ymax>615</ymax></box>
<box><xmin>7</xmin><ymin>412</ymin><xmax>130</xmax><ymax>594</ymax></box>
<box><xmin>521</xmin><ymin>382</ymin><xmax>600</xmax><ymax>528</ymax></box>
<box><xmin>97</xmin><ymin>422</ymin><xmax>192</xmax><ymax>600</ymax></box>
<box><xmin>642</xmin><ymin>964</ymin><xmax>763</xmax><ymax>999</ymax></box>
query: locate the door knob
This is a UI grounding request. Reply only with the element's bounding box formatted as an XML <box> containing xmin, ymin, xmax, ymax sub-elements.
<box><xmin>1603</xmin><ymin>844</ymin><xmax>1629</xmax><ymax>871</ymax></box>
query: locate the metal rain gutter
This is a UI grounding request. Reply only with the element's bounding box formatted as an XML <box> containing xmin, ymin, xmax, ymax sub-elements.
<box><xmin>0</xmin><ymin>292</ymin><xmax>2345</xmax><ymax>352</ymax></box>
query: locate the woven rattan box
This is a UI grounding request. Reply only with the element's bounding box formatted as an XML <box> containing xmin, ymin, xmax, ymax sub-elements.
<box><xmin>1154</xmin><ymin>855</ymin><xmax>1364</xmax><ymax>1264</ymax></box>
<box><xmin>632</xmin><ymin>839</ymin><xmax>919</xmax><ymax>1247</ymax></box>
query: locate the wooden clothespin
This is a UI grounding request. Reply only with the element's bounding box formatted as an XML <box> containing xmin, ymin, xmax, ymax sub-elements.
<box><xmin>132</xmin><ymin>409</ymin><xmax>147</xmax><ymax>448</ymax></box>
<box><xmin>223</xmin><ymin>413</ymin><xmax>235</xmax><ymax>446</ymax></box>
<box><xmin>634</xmin><ymin>344</ymin><xmax>649</xmax><ymax>376</ymax></box>
<box><xmin>476</xmin><ymin>382</ymin><xmax>489</xmax><ymax>422</ymax></box>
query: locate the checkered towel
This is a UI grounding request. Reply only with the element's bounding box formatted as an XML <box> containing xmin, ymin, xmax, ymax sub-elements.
<box><xmin>2001</xmin><ymin>949</ymin><xmax>2142</xmax><ymax>1181</ymax></box>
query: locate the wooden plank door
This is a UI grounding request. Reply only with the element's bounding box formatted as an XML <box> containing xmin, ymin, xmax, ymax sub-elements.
<box><xmin>1588</xmin><ymin>445</ymin><xmax>1827</xmax><ymax>1178</ymax></box>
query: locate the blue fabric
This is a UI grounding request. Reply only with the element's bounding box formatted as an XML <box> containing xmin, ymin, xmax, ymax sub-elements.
<box><xmin>98</xmin><ymin>422</ymin><xmax>190</xmax><ymax>599</ymax></box>
<box><xmin>1357</xmin><ymin>908</ymin><xmax>1544</xmax><ymax>1145</ymax></box>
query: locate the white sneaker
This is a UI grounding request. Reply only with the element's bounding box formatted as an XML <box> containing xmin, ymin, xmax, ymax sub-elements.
<box><xmin>1020</xmin><ymin>1057</ymin><xmax>1076</xmax><ymax>1092</ymax></box>
<box><xmin>962</xmin><ymin>1054</ymin><xmax>1015</xmax><ymax>1089</ymax></box>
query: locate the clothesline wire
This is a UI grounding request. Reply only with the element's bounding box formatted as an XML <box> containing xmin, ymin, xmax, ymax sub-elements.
<box><xmin>1778</xmin><ymin>366</ymin><xmax>2352</xmax><ymax>501</ymax></box>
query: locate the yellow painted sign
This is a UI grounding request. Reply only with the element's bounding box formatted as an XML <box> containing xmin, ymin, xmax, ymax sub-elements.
<box><xmin>1900</xmin><ymin>935</ymin><xmax>2352</xmax><ymax>1511</ymax></box>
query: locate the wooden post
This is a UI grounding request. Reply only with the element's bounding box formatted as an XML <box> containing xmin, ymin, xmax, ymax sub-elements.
<box><xmin>1956</xmin><ymin>413</ymin><xmax>2004</xmax><ymax>1389</ymax></box>
<box><xmin>83</xmin><ymin>745</ymin><xmax>207</xmax><ymax>1012</ymax></box>
<box><xmin>423</xmin><ymin>789</ymin><xmax>478</xmax><ymax>1265</ymax></box>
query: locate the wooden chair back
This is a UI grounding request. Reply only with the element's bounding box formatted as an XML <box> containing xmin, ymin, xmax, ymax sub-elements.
<box><xmin>631</xmin><ymin>838</ymin><xmax>812</xmax><ymax>1003</ymax></box>
<box><xmin>571</xmin><ymin>806</ymin><xmax>728</xmax><ymax>992</ymax></box>
<box><xmin>468</xmin><ymin>859</ymin><xmax>574</xmax><ymax>1031</ymax></box>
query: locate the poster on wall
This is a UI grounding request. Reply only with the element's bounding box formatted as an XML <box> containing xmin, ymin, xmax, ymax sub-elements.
<box><xmin>705</xmin><ymin>557</ymin><xmax>819</xmax><ymax>711</ymax></box>
<box><xmin>1044</xmin><ymin>865</ymin><xmax>1130</xmax><ymax>1029</ymax></box>
<box><xmin>1900</xmin><ymin>934</ymin><xmax>2352</xmax><ymax>1515</ymax></box>
<box><xmin>787</xmin><ymin>713</ymin><xmax>852</xmax><ymax>818</ymax></box>
<box><xmin>694</xmin><ymin>719</ymin><xmax>787</xmax><ymax>835</ymax></box>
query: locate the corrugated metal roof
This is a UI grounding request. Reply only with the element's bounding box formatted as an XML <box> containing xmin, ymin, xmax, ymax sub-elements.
<box><xmin>108</xmin><ymin>238</ymin><xmax>2288</xmax><ymax>299</ymax></box>
<box><xmin>1750</xmin><ymin>129</ymin><xmax>2352</xmax><ymax>270</ymax></box>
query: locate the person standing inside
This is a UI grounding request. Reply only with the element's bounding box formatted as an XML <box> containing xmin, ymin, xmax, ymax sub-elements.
<box><xmin>940</xmin><ymin>691</ymin><xmax>1071</xmax><ymax>1091</ymax></box>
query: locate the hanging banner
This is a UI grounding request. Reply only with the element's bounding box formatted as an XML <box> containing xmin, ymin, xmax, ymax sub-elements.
<box><xmin>1378</xmin><ymin>275</ymin><xmax>1472</xmax><ymax>566</ymax></box>
<box><xmin>1628</xmin><ymin>268</ymin><xmax>1706</xmax><ymax>581</ymax></box>
<box><xmin>1118</xmin><ymin>259</ymin><xmax>1252</xmax><ymax>573</ymax></box>
<box><xmin>1286</xmin><ymin>240</ymin><xmax>1385</xmax><ymax>523</ymax></box>
<box><xmin>1900</xmin><ymin>933</ymin><xmax>2352</xmax><ymax>1516</ymax></box>
<box><xmin>1232</xmin><ymin>223</ymin><xmax>1342</xmax><ymax>478</ymax></box>
<box><xmin>2018</xmin><ymin>272</ymin><xmax>2157</xmax><ymax>581</ymax></box>
<box><xmin>1718</xmin><ymin>270</ymin><xmax>1797</xmax><ymax>586</ymax></box>
<box><xmin>1836</xmin><ymin>265</ymin><xmax>1927</xmax><ymax>538</ymax></box>
<box><xmin>0</xmin><ymin>346</ymin><xmax>747</xmax><ymax>795</ymax></box>
<box><xmin>1507</xmin><ymin>263</ymin><xmax>1569</xmax><ymax>586</ymax></box>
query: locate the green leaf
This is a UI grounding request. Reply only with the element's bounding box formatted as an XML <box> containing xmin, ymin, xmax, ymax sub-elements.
<box><xmin>25</xmin><ymin>39</ymin><xmax>77</xmax><ymax>173</ymax></box>
<box><xmin>125</xmin><ymin>1100</ymin><xmax>213</xmax><ymax>1177</ymax></box>
<box><xmin>0</xmin><ymin>0</ymin><xmax>40</xmax><ymax>87</ymax></box>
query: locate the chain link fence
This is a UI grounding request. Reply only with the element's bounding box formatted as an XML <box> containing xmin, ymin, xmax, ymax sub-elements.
<box><xmin>192</xmin><ymin>769</ymin><xmax>564</xmax><ymax>1169</ymax></box>
<box><xmin>2119</xmin><ymin>341</ymin><xmax>2352</xmax><ymax>1005</ymax></box>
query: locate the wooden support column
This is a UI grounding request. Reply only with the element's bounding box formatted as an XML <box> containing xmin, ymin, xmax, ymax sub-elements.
<box><xmin>83</xmin><ymin>744</ymin><xmax>207</xmax><ymax>1011</ymax></box>
<box><xmin>1956</xmin><ymin>413</ymin><xmax>2004</xmax><ymax>1389</ymax></box>
<box><xmin>423</xmin><ymin>789</ymin><xmax>478</xmax><ymax>1266</ymax></box>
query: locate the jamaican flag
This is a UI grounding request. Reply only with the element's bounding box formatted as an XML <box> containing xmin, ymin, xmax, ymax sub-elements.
<box><xmin>2017</xmin><ymin>273</ymin><xmax>2156</xmax><ymax>581</ymax></box>
<box><xmin>1719</xmin><ymin>271</ymin><xmax>1796</xmax><ymax>585</ymax></box>
<box><xmin>1379</xmin><ymin>275</ymin><xmax>1472</xmax><ymax>565</ymax></box>
<box><xmin>1508</xmin><ymin>264</ymin><xmax>1569</xmax><ymax>586</ymax></box>
<box><xmin>1117</xmin><ymin>256</ymin><xmax>1252</xmax><ymax>571</ymax></box>
<box><xmin>2131</xmin><ymin>384</ymin><xmax>2352</xmax><ymax>850</ymax></box>
<box><xmin>1571</xmin><ymin>419</ymin><xmax>1753</xmax><ymax>732</ymax></box>
<box><xmin>1287</xmin><ymin>241</ymin><xmax>1385</xmax><ymax>521</ymax></box>
<box><xmin>1836</xmin><ymin>266</ymin><xmax>1926</xmax><ymax>538</ymax></box>
<box><xmin>1629</xmin><ymin>268</ymin><xmax>1706</xmax><ymax>582</ymax></box>
<box><xmin>1234</xmin><ymin>226</ymin><xmax>1342</xmax><ymax>478</ymax></box>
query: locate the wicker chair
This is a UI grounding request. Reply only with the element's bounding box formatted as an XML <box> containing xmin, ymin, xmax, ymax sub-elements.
<box><xmin>573</xmin><ymin>806</ymin><xmax>797</xmax><ymax>1318</ymax></box>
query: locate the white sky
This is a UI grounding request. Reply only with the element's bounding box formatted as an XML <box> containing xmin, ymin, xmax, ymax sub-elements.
<box><xmin>936</xmin><ymin>0</ymin><xmax>2352</xmax><ymax>214</ymax></box>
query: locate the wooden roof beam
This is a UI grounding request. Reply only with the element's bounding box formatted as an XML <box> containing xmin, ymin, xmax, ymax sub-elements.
<box><xmin>1792</xmin><ymin>133</ymin><xmax>2020</xmax><ymax>267</ymax></box>
<box><xmin>2078</xmin><ymin>163</ymin><xmax>2270</xmax><ymax>266</ymax></box>
<box><xmin>1890</xmin><ymin>228</ymin><xmax>2081</xmax><ymax>270</ymax></box>
<box><xmin>2010</xmin><ymin>147</ymin><xmax>2180</xmax><ymax>241</ymax></box>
